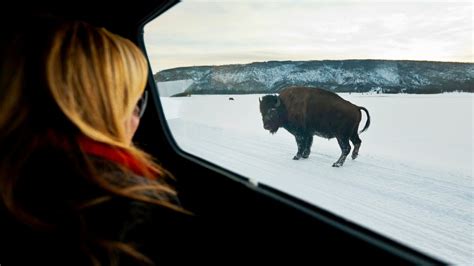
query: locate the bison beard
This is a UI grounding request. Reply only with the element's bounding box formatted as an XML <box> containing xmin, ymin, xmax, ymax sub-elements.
<box><xmin>259</xmin><ymin>87</ymin><xmax>371</xmax><ymax>167</ymax></box>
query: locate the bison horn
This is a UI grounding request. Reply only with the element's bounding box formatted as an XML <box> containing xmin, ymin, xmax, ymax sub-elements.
<box><xmin>275</xmin><ymin>97</ymin><xmax>281</xmax><ymax>107</ymax></box>
<box><xmin>259</xmin><ymin>97</ymin><xmax>262</xmax><ymax>103</ymax></box>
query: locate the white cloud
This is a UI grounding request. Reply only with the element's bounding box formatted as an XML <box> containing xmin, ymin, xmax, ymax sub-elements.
<box><xmin>144</xmin><ymin>0</ymin><xmax>473</xmax><ymax>71</ymax></box>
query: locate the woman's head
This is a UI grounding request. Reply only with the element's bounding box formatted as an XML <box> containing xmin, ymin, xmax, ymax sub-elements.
<box><xmin>46</xmin><ymin>20</ymin><xmax>148</xmax><ymax>146</ymax></box>
<box><xmin>1</xmin><ymin>18</ymin><xmax>148</xmax><ymax>146</ymax></box>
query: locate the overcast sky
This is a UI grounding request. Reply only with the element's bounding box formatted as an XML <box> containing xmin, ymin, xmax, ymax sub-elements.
<box><xmin>144</xmin><ymin>0</ymin><xmax>473</xmax><ymax>72</ymax></box>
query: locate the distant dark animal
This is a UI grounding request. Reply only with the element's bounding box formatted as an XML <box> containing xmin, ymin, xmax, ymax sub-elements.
<box><xmin>259</xmin><ymin>87</ymin><xmax>370</xmax><ymax>167</ymax></box>
<box><xmin>229</xmin><ymin>97</ymin><xmax>235</xmax><ymax>100</ymax></box>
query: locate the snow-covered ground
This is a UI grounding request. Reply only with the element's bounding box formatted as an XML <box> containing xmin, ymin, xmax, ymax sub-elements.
<box><xmin>161</xmin><ymin>93</ymin><xmax>473</xmax><ymax>265</ymax></box>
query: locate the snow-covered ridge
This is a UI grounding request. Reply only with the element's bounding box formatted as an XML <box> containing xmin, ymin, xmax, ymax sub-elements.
<box><xmin>154</xmin><ymin>60</ymin><xmax>474</xmax><ymax>94</ymax></box>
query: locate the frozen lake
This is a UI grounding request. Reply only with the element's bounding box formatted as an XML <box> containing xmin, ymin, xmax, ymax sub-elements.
<box><xmin>161</xmin><ymin>93</ymin><xmax>473</xmax><ymax>265</ymax></box>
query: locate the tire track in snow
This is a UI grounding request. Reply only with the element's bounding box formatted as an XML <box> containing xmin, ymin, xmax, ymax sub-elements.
<box><xmin>168</xmin><ymin>119</ymin><xmax>473</xmax><ymax>265</ymax></box>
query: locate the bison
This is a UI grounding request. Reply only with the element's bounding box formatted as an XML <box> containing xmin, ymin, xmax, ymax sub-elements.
<box><xmin>259</xmin><ymin>87</ymin><xmax>370</xmax><ymax>167</ymax></box>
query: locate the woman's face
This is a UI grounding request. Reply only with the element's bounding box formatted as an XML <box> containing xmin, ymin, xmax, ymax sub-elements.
<box><xmin>125</xmin><ymin>91</ymin><xmax>147</xmax><ymax>144</ymax></box>
<box><xmin>125</xmin><ymin>106</ymin><xmax>141</xmax><ymax>144</ymax></box>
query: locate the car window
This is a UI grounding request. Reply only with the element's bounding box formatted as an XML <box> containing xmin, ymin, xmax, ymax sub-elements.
<box><xmin>143</xmin><ymin>1</ymin><xmax>473</xmax><ymax>264</ymax></box>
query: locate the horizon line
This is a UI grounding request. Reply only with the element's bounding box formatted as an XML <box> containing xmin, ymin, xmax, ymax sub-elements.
<box><xmin>155</xmin><ymin>58</ymin><xmax>474</xmax><ymax>73</ymax></box>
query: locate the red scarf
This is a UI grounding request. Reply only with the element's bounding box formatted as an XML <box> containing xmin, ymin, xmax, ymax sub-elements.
<box><xmin>77</xmin><ymin>136</ymin><xmax>155</xmax><ymax>179</ymax></box>
<box><xmin>40</xmin><ymin>131</ymin><xmax>156</xmax><ymax>179</ymax></box>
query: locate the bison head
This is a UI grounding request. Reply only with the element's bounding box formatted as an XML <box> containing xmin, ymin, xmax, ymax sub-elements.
<box><xmin>259</xmin><ymin>95</ymin><xmax>283</xmax><ymax>134</ymax></box>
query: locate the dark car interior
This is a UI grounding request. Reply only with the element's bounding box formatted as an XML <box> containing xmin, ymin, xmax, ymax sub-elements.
<box><xmin>1</xmin><ymin>0</ymin><xmax>445</xmax><ymax>264</ymax></box>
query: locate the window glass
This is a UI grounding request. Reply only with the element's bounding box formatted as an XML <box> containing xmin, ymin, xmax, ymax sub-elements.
<box><xmin>144</xmin><ymin>1</ymin><xmax>473</xmax><ymax>264</ymax></box>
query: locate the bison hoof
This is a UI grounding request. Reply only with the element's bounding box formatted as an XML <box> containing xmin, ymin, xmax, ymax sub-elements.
<box><xmin>302</xmin><ymin>154</ymin><xmax>309</xmax><ymax>159</ymax></box>
<box><xmin>293</xmin><ymin>156</ymin><xmax>301</xmax><ymax>160</ymax></box>
<box><xmin>352</xmin><ymin>153</ymin><xmax>358</xmax><ymax>160</ymax></box>
<box><xmin>332</xmin><ymin>162</ymin><xmax>343</xmax><ymax>167</ymax></box>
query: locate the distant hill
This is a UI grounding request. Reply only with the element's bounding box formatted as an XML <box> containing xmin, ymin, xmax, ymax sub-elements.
<box><xmin>154</xmin><ymin>60</ymin><xmax>474</xmax><ymax>94</ymax></box>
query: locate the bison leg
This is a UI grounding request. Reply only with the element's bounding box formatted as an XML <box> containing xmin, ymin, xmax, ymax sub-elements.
<box><xmin>350</xmin><ymin>133</ymin><xmax>362</xmax><ymax>160</ymax></box>
<box><xmin>293</xmin><ymin>134</ymin><xmax>305</xmax><ymax>160</ymax></box>
<box><xmin>302</xmin><ymin>135</ymin><xmax>313</xmax><ymax>159</ymax></box>
<box><xmin>333</xmin><ymin>137</ymin><xmax>351</xmax><ymax>167</ymax></box>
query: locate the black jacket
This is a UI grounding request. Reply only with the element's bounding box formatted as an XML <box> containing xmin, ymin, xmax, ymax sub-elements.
<box><xmin>0</xmin><ymin>148</ymin><xmax>196</xmax><ymax>266</ymax></box>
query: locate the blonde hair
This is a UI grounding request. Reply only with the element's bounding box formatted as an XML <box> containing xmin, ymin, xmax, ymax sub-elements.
<box><xmin>47</xmin><ymin>21</ymin><xmax>146</xmax><ymax>147</ymax></box>
<box><xmin>45</xmin><ymin>21</ymin><xmax>184</xmax><ymax>210</ymax></box>
<box><xmin>0</xmin><ymin>19</ymin><xmax>186</xmax><ymax>265</ymax></box>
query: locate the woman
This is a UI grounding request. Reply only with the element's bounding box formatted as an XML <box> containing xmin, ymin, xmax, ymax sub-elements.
<box><xmin>0</xmin><ymin>17</ymin><xmax>188</xmax><ymax>265</ymax></box>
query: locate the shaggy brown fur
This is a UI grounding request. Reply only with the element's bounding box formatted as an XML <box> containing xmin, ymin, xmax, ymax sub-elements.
<box><xmin>259</xmin><ymin>87</ymin><xmax>370</xmax><ymax>167</ymax></box>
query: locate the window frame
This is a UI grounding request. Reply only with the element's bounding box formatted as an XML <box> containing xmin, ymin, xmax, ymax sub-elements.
<box><xmin>135</xmin><ymin>1</ymin><xmax>447</xmax><ymax>264</ymax></box>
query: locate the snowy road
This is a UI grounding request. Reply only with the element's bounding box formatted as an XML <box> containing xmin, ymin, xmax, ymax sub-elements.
<box><xmin>162</xmin><ymin>94</ymin><xmax>473</xmax><ymax>265</ymax></box>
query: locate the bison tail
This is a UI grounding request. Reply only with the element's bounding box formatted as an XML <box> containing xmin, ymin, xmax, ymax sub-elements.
<box><xmin>359</xmin><ymin>107</ymin><xmax>371</xmax><ymax>134</ymax></box>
